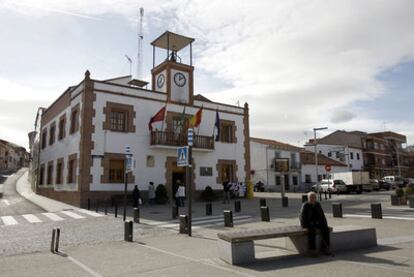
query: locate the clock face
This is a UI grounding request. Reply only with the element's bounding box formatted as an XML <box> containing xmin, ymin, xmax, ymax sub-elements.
<box><xmin>173</xmin><ymin>72</ymin><xmax>186</xmax><ymax>87</ymax></box>
<box><xmin>156</xmin><ymin>74</ymin><xmax>165</xmax><ymax>88</ymax></box>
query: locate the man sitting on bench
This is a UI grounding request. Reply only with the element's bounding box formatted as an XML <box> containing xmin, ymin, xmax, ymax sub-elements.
<box><xmin>300</xmin><ymin>192</ymin><xmax>333</xmax><ymax>256</ymax></box>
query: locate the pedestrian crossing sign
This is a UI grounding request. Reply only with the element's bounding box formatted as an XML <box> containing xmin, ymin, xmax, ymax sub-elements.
<box><xmin>177</xmin><ymin>146</ymin><xmax>189</xmax><ymax>167</ymax></box>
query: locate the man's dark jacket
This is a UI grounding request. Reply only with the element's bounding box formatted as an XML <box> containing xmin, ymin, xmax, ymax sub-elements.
<box><xmin>299</xmin><ymin>202</ymin><xmax>327</xmax><ymax>228</ymax></box>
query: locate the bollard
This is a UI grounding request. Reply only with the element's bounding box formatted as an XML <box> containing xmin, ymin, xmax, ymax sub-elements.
<box><xmin>235</xmin><ymin>200</ymin><xmax>241</xmax><ymax>213</ymax></box>
<box><xmin>172</xmin><ymin>206</ymin><xmax>179</xmax><ymax>219</ymax></box>
<box><xmin>302</xmin><ymin>194</ymin><xmax>308</xmax><ymax>203</ymax></box>
<box><xmin>282</xmin><ymin>196</ymin><xmax>288</xmax><ymax>207</ymax></box>
<box><xmin>124</xmin><ymin>220</ymin><xmax>133</xmax><ymax>242</ymax></box>
<box><xmin>324</xmin><ymin>191</ymin><xmax>328</xmax><ymax>200</ymax></box>
<box><xmin>104</xmin><ymin>200</ymin><xmax>108</xmax><ymax>215</ymax></box>
<box><xmin>50</xmin><ymin>227</ymin><xmax>60</xmax><ymax>253</ymax></box>
<box><xmin>206</xmin><ymin>203</ymin><xmax>212</xmax><ymax>216</ymax></box>
<box><xmin>261</xmin><ymin>206</ymin><xmax>270</xmax><ymax>222</ymax></box>
<box><xmin>50</xmin><ymin>228</ymin><xmax>56</xmax><ymax>253</ymax></box>
<box><xmin>55</xmin><ymin>228</ymin><xmax>60</xmax><ymax>253</ymax></box>
<box><xmin>224</xmin><ymin>210</ymin><xmax>233</xmax><ymax>227</ymax></box>
<box><xmin>332</xmin><ymin>203</ymin><xmax>343</xmax><ymax>218</ymax></box>
<box><xmin>179</xmin><ymin>215</ymin><xmax>188</xmax><ymax>234</ymax></box>
<box><xmin>371</xmin><ymin>203</ymin><xmax>382</xmax><ymax>219</ymax></box>
<box><xmin>87</xmin><ymin>198</ymin><xmax>90</xmax><ymax>210</ymax></box>
<box><xmin>329</xmin><ymin>191</ymin><xmax>332</xmax><ymax>199</ymax></box>
<box><xmin>319</xmin><ymin>191</ymin><xmax>323</xmax><ymax>201</ymax></box>
<box><xmin>115</xmin><ymin>204</ymin><xmax>118</xmax><ymax>218</ymax></box>
<box><xmin>260</xmin><ymin>198</ymin><xmax>266</xmax><ymax>207</ymax></box>
<box><xmin>133</xmin><ymin>208</ymin><xmax>140</xmax><ymax>223</ymax></box>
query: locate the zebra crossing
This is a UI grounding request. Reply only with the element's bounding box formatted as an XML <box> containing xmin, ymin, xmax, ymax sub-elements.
<box><xmin>140</xmin><ymin>214</ymin><xmax>255</xmax><ymax>231</ymax></box>
<box><xmin>0</xmin><ymin>209</ymin><xmax>103</xmax><ymax>227</ymax></box>
<box><xmin>344</xmin><ymin>209</ymin><xmax>414</xmax><ymax>221</ymax></box>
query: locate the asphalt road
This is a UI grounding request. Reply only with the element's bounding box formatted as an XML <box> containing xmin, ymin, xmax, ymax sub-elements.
<box><xmin>0</xmin><ymin>169</ymin><xmax>44</xmax><ymax>216</ymax></box>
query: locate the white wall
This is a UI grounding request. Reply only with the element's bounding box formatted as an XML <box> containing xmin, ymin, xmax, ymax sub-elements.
<box><xmin>250</xmin><ymin>141</ymin><xmax>301</xmax><ymax>191</ymax></box>
<box><xmin>39</xmin><ymin>90</ymin><xmax>82</xmax><ymax>191</ymax></box>
<box><xmin>304</xmin><ymin>144</ymin><xmax>364</xmax><ymax>171</ymax></box>
<box><xmin>90</xmin><ymin>84</ymin><xmax>247</xmax><ymax>192</ymax></box>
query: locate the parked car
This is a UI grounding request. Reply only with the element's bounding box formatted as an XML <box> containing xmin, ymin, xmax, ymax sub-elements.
<box><xmin>369</xmin><ymin>179</ymin><xmax>380</xmax><ymax>191</ymax></box>
<box><xmin>378</xmin><ymin>180</ymin><xmax>391</xmax><ymax>190</ymax></box>
<box><xmin>382</xmin><ymin>176</ymin><xmax>404</xmax><ymax>189</ymax></box>
<box><xmin>311</xmin><ymin>179</ymin><xmax>348</xmax><ymax>194</ymax></box>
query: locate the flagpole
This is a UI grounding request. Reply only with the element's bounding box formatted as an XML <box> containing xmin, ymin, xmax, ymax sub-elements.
<box><xmin>160</xmin><ymin>103</ymin><xmax>167</xmax><ymax>132</ymax></box>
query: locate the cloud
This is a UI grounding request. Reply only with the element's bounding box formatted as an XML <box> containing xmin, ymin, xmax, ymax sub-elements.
<box><xmin>1</xmin><ymin>0</ymin><xmax>414</xmax><ymax>146</ymax></box>
<box><xmin>330</xmin><ymin>110</ymin><xmax>356</xmax><ymax>123</ymax></box>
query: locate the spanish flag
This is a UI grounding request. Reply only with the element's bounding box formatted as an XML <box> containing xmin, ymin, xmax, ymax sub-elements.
<box><xmin>190</xmin><ymin>106</ymin><xmax>203</xmax><ymax>128</ymax></box>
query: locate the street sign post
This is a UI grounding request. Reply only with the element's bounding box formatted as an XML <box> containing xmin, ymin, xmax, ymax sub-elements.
<box><xmin>123</xmin><ymin>146</ymin><xmax>132</xmax><ymax>221</ymax></box>
<box><xmin>186</xmin><ymin>128</ymin><xmax>193</xmax><ymax>236</ymax></box>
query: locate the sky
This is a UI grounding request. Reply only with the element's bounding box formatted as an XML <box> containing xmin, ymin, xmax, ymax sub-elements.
<box><xmin>0</xmin><ymin>0</ymin><xmax>413</xmax><ymax>150</ymax></box>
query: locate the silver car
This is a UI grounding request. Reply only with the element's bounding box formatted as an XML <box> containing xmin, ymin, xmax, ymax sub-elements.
<box><xmin>312</xmin><ymin>179</ymin><xmax>347</xmax><ymax>193</ymax></box>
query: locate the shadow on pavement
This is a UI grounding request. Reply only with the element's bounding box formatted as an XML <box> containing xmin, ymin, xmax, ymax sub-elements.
<box><xmin>239</xmin><ymin>245</ymin><xmax>406</xmax><ymax>272</ymax></box>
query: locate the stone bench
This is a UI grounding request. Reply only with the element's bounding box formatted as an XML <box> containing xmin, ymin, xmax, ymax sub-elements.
<box><xmin>217</xmin><ymin>225</ymin><xmax>376</xmax><ymax>265</ymax></box>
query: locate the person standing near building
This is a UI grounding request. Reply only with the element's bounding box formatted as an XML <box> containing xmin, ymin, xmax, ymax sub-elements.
<box><xmin>299</xmin><ymin>192</ymin><xmax>333</xmax><ymax>256</ymax></box>
<box><xmin>148</xmin><ymin>182</ymin><xmax>155</xmax><ymax>205</ymax></box>
<box><xmin>132</xmin><ymin>185</ymin><xmax>141</xmax><ymax>208</ymax></box>
<box><xmin>222</xmin><ymin>179</ymin><xmax>230</xmax><ymax>204</ymax></box>
<box><xmin>176</xmin><ymin>182</ymin><xmax>186</xmax><ymax>207</ymax></box>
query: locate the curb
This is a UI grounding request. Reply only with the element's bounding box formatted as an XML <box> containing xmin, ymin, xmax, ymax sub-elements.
<box><xmin>16</xmin><ymin>170</ymin><xmax>77</xmax><ymax>212</ymax></box>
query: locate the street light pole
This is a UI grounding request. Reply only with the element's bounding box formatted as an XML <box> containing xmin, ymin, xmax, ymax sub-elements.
<box><xmin>313</xmin><ymin>127</ymin><xmax>328</xmax><ymax>199</ymax></box>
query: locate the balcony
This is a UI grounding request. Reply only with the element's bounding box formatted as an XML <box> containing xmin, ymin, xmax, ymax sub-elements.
<box><xmin>150</xmin><ymin>131</ymin><xmax>214</xmax><ymax>150</ymax></box>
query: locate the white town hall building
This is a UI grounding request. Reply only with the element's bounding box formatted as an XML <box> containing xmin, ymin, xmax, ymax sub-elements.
<box><xmin>34</xmin><ymin>31</ymin><xmax>251</xmax><ymax>207</ymax></box>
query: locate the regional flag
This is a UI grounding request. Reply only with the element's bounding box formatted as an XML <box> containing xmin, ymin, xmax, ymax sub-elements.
<box><xmin>148</xmin><ymin>106</ymin><xmax>166</xmax><ymax>131</ymax></box>
<box><xmin>189</xmin><ymin>106</ymin><xmax>203</xmax><ymax>128</ymax></box>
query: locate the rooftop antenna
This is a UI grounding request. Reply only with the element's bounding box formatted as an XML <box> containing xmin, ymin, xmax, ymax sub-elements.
<box><xmin>125</xmin><ymin>55</ymin><xmax>132</xmax><ymax>76</ymax></box>
<box><xmin>137</xmin><ymin>7</ymin><xmax>144</xmax><ymax>79</ymax></box>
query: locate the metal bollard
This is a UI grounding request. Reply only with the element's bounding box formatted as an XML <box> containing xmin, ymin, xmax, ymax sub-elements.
<box><xmin>133</xmin><ymin>208</ymin><xmax>140</xmax><ymax>223</ymax></box>
<box><xmin>172</xmin><ymin>206</ymin><xmax>179</xmax><ymax>219</ymax></box>
<box><xmin>124</xmin><ymin>220</ymin><xmax>133</xmax><ymax>242</ymax></box>
<box><xmin>302</xmin><ymin>194</ymin><xmax>308</xmax><ymax>203</ymax></box>
<box><xmin>235</xmin><ymin>200</ymin><xmax>241</xmax><ymax>213</ymax></box>
<box><xmin>179</xmin><ymin>215</ymin><xmax>188</xmax><ymax>234</ymax></box>
<box><xmin>332</xmin><ymin>203</ymin><xmax>343</xmax><ymax>218</ymax></box>
<box><xmin>329</xmin><ymin>191</ymin><xmax>332</xmax><ymax>199</ymax></box>
<box><xmin>50</xmin><ymin>228</ymin><xmax>56</xmax><ymax>253</ymax></box>
<box><xmin>261</xmin><ymin>206</ymin><xmax>270</xmax><ymax>222</ymax></box>
<box><xmin>282</xmin><ymin>196</ymin><xmax>288</xmax><ymax>207</ymax></box>
<box><xmin>325</xmin><ymin>191</ymin><xmax>328</xmax><ymax>200</ymax></box>
<box><xmin>50</xmin><ymin>227</ymin><xmax>60</xmax><ymax>253</ymax></box>
<box><xmin>206</xmin><ymin>203</ymin><xmax>212</xmax><ymax>216</ymax></box>
<box><xmin>87</xmin><ymin>198</ymin><xmax>90</xmax><ymax>210</ymax></box>
<box><xmin>260</xmin><ymin>198</ymin><xmax>266</xmax><ymax>207</ymax></box>
<box><xmin>115</xmin><ymin>204</ymin><xmax>118</xmax><ymax>218</ymax></box>
<box><xmin>371</xmin><ymin>203</ymin><xmax>382</xmax><ymax>219</ymax></box>
<box><xmin>224</xmin><ymin>210</ymin><xmax>233</xmax><ymax>227</ymax></box>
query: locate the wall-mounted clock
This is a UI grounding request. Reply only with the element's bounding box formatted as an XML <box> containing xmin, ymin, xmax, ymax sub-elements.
<box><xmin>156</xmin><ymin>74</ymin><xmax>165</xmax><ymax>88</ymax></box>
<box><xmin>173</xmin><ymin>72</ymin><xmax>186</xmax><ymax>87</ymax></box>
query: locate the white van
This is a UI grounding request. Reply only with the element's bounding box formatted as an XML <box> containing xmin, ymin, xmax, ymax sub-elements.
<box><xmin>381</xmin><ymin>176</ymin><xmax>403</xmax><ymax>188</ymax></box>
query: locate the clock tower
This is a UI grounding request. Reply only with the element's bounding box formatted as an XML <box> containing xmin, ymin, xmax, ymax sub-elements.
<box><xmin>151</xmin><ymin>31</ymin><xmax>194</xmax><ymax>104</ymax></box>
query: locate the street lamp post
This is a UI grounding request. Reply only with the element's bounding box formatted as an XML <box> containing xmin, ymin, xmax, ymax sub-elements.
<box><xmin>313</xmin><ymin>127</ymin><xmax>328</xmax><ymax>200</ymax></box>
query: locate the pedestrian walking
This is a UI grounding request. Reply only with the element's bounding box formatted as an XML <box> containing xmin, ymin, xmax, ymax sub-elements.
<box><xmin>223</xmin><ymin>179</ymin><xmax>230</xmax><ymax>204</ymax></box>
<box><xmin>175</xmin><ymin>182</ymin><xmax>186</xmax><ymax>207</ymax></box>
<box><xmin>132</xmin><ymin>185</ymin><xmax>141</xmax><ymax>207</ymax></box>
<box><xmin>148</xmin><ymin>182</ymin><xmax>155</xmax><ymax>205</ymax></box>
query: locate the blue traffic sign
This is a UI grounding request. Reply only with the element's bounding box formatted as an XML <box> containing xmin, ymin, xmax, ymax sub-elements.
<box><xmin>177</xmin><ymin>146</ymin><xmax>189</xmax><ymax>167</ymax></box>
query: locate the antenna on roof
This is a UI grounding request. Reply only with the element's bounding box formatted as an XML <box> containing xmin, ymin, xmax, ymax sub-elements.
<box><xmin>125</xmin><ymin>54</ymin><xmax>133</xmax><ymax>76</ymax></box>
<box><xmin>137</xmin><ymin>7</ymin><xmax>144</xmax><ymax>79</ymax></box>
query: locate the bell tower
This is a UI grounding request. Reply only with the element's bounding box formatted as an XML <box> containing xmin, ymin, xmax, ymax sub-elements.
<box><xmin>151</xmin><ymin>31</ymin><xmax>194</xmax><ymax>104</ymax></box>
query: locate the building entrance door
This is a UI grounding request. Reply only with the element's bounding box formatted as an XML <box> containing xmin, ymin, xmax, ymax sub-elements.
<box><xmin>284</xmin><ymin>174</ymin><xmax>290</xmax><ymax>191</ymax></box>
